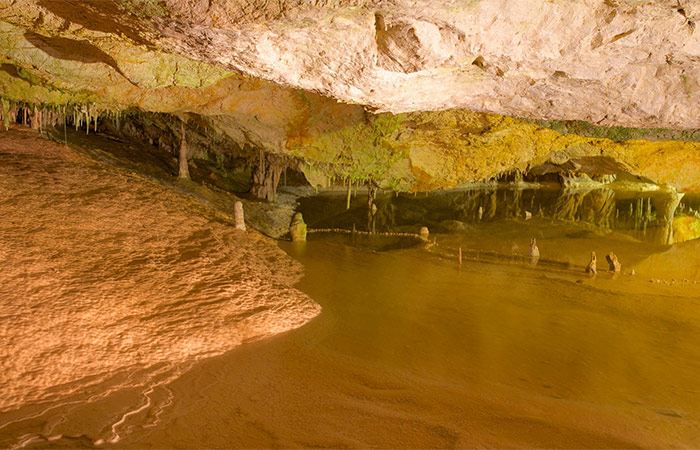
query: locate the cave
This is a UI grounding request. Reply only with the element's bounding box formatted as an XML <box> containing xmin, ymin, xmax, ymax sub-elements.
<box><xmin>2</xmin><ymin>1</ymin><xmax>700</xmax><ymax>448</ymax></box>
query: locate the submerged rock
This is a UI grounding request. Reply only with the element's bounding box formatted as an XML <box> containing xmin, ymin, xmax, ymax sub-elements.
<box><xmin>419</xmin><ymin>226</ymin><xmax>430</xmax><ymax>240</ymax></box>
<box><xmin>529</xmin><ymin>238</ymin><xmax>540</xmax><ymax>258</ymax></box>
<box><xmin>585</xmin><ymin>251</ymin><xmax>597</xmax><ymax>274</ymax></box>
<box><xmin>606</xmin><ymin>252</ymin><xmax>622</xmax><ymax>273</ymax></box>
<box><xmin>529</xmin><ymin>237</ymin><xmax>540</xmax><ymax>265</ymax></box>
<box><xmin>290</xmin><ymin>212</ymin><xmax>307</xmax><ymax>242</ymax></box>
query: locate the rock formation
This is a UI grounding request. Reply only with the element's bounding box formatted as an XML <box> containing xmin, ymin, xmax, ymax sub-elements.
<box><xmin>606</xmin><ymin>252</ymin><xmax>622</xmax><ymax>272</ymax></box>
<box><xmin>529</xmin><ymin>237</ymin><xmax>540</xmax><ymax>265</ymax></box>
<box><xmin>1</xmin><ymin>1</ymin><xmax>700</xmax><ymax>193</ymax></box>
<box><xmin>178</xmin><ymin>119</ymin><xmax>190</xmax><ymax>180</ymax></box>
<box><xmin>586</xmin><ymin>251</ymin><xmax>597</xmax><ymax>274</ymax></box>
<box><xmin>234</xmin><ymin>201</ymin><xmax>246</xmax><ymax>231</ymax></box>
<box><xmin>289</xmin><ymin>212</ymin><xmax>307</xmax><ymax>242</ymax></box>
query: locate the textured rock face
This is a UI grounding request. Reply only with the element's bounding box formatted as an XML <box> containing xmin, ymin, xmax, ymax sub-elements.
<box><xmin>2</xmin><ymin>0</ymin><xmax>700</xmax><ymax>129</ymax></box>
<box><xmin>153</xmin><ymin>0</ymin><xmax>700</xmax><ymax>129</ymax></box>
<box><xmin>2</xmin><ymin>0</ymin><xmax>700</xmax><ymax>192</ymax></box>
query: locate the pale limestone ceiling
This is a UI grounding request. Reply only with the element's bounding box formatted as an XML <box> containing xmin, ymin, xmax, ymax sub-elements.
<box><xmin>153</xmin><ymin>0</ymin><xmax>700</xmax><ymax>129</ymax></box>
<box><xmin>2</xmin><ymin>0</ymin><xmax>700</xmax><ymax>129</ymax></box>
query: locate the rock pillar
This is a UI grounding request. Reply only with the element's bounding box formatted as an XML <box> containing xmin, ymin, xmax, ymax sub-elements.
<box><xmin>234</xmin><ymin>201</ymin><xmax>246</xmax><ymax>231</ymax></box>
<box><xmin>290</xmin><ymin>212</ymin><xmax>307</xmax><ymax>242</ymax></box>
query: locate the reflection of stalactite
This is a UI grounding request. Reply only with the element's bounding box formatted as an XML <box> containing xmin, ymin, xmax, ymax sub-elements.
<box><xmin>373</xmin><ymin>196</ymin><xmax>396</xmax><ymax>231</ymax></box>
<box><xmin>553</xmin><ymin>189</ymin><xmax>586</xmax><ymax>221</ymax></box>
<box><xmin>509</xmin><ymin>188</ymin><xmax>523</xmax><ymax>218</ymax></box>
<box><xmin>584</xmin><ymin>188</ymin><xmax>616</xmax><ymax>228</ymax></box>
<box><xmin>367</xmin><ymin>184</ymin><xmax>378</xmax><ymax>233</ymax></box>
<box><xmin>252</xmin><ymin>149</ymin><xmax>286</xmax><ymax>202</ymax></box>
<box><xmin>643</xmin><ymin>197</ymin><xmax>652</xmax><ymax>227</ymax></box>
<box><xmin>654</xmin><ymin>190</ymin><xmax>684</xmax><ymax>245</ymax></box>
<box><xmin>485</xmin><ymin>190</ymin><xmax>497</xmax><ymax>219</ymax></box>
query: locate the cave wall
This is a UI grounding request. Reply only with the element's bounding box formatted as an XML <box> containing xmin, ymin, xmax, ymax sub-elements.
<box><xmin>2</xmin><ymin>0</ymin><xmax>700</xmax><ymax>193</ymax></box>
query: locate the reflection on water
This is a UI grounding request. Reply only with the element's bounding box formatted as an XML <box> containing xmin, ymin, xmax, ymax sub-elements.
<box><xmin>0</xmin><ymin>129</ymin><xmax>319</xmax><ymax>447</ymax></box>
<box><xmin>148</xmin><ymin>236</ymin><xmax>700</xmax><ymax>448</ymax></box>
<box><xmin>299</xmin><ymin>187</ymin><xmax>700</xmax><ymax>246</ymax></box>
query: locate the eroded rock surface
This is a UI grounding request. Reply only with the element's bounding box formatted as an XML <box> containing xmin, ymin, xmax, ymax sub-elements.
<box><xmin>5</xmin><ymin>0</ymin><xmax>699</xmax><ymax>128</ymax></box>
<box><xmin>2</xmin><ymin>0</ymin><xmax>700</xmax><ymax>192</ymax></box>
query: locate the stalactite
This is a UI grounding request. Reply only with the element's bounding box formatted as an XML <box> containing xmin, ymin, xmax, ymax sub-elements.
<box><xmin>367</xmin><ymin>182</ymin><xmax>377</xmax><ymax>233</ymax></box>
<box><xmin>252</xmin><ymin>150</ymin><xmax>287</xmax><ymax>202</ymax></box>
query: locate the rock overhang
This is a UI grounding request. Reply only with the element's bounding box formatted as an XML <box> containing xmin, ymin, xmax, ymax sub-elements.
<box><xmin>2</xmin><ymin>0</ymin><xmax>700</xmax><ymax>193</ymax></box>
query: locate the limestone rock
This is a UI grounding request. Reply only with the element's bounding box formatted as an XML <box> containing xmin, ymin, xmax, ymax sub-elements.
<box><xmin>529</xmin><ymin>237</ymin><xmax>540</xmax><ymax>265</ymax></box>
<box><xmin>290</xmin><ymin>212</ymin><xmax>307</xmax><ymax>242</ymax></box>
<box><xmin>606</xmin><ymin>252</ymin><xmax>622</xmax><ymax>273</ymax></box>
<box><xmin>2</xmin><ymin>1</ymin><xmax>700</xmax><ymax>192</ymax></box>
<box><xmin>529</xmin><ymin>238</ymin><xmax>540</xmax><ymax>258</ymax></box>
<box><xmin>234</xmin><ymin>201</ymin><xmax>246</xmax><ymax>231</ymax></box>
<box><xmin>585</xmin><ymin>251</ymin><xmax>597</xmax><ymax>274</ymax></box>
<box><xmin>3</xmin><ymin>0</ymin><xmax>700</xmax><ymax>129</ymax></box>
<box><xmin>419</xmin><ymin>226</ymin><xmax>430</xmax><ymax>240</ymax></box>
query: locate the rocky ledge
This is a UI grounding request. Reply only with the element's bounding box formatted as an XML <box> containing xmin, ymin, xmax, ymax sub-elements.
<box><xmin>1</xmin><ymin>0</ymin><xmax>700</xmax><ymax>194</ymax></box>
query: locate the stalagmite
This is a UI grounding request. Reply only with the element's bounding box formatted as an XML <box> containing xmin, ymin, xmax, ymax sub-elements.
<box><xmin>233</xmin><ymin>201</ymin><xmax>246</xmax><ymax>231</ymax></box>
<box><xmin>1</xmin><ymin>98</ymin><xmax>9</xmax><ymax>131</ymax></box>
<box><xmin>585</xmin><ymin>251</ymin><xmax>597</xmax><ymax>274</ymax></box>
<box><xmin>290</xmin><ymin>212</ymin><xmax>307</xmax><ymax>242</ymax></box>
<box><xmin>346</xmin><ymin>182</ymin><xmax>352</xmax><ymax>209</ymax></box>
<box><xmin>63</xmin><ymin>106</ymin><xmax>68</xmax><ymax>145</ymax></box>
<box><xmin>31</xmin><ymin>104</ymin><xmax>39</xmax><ymax>131</ymax></box>
<box><xmin>529</xmin><ymin>237</ymin><xmax>540</xmax><ymax>265</ymax></box>
<box><xmin>419</xmin><ymin>226</ymin><xmax>429</xmax><ymax>240</ymax></box>
<box><xmin>606</xmin><ymin>252</ymin><xmax>621</xmax><ymax>272</ymax></box>
<box><xmin>178</xmin><ymin>120</ymin><xmax>190</xmax><ymax>179</ymax></box>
